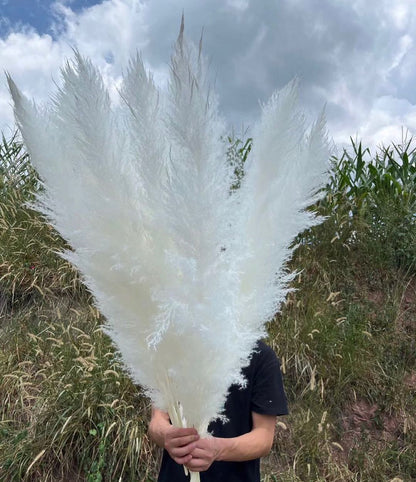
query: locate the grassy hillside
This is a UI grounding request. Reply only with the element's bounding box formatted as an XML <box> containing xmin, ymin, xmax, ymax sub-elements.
<box><xmin>0</xmin><ymin>133</ymin><xmax>415</xmax><ymax>481</ymax></box>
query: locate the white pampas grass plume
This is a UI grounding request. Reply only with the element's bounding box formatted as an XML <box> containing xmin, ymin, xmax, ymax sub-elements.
<box><xmin>235</xmin><ymin>80</ymin><xmax>329</xmax><ymax>338</ymax></box>
<box><xmin>8</xmin><ymin>20</ymin><xmax>330</xmax><ymax>481</ymax></box>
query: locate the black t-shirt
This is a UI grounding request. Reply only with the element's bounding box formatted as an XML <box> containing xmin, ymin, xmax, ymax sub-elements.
<box><xmin>157</xmin><ymin>341</ymin><xmax>288</xmax><ymax>482</ymax></box>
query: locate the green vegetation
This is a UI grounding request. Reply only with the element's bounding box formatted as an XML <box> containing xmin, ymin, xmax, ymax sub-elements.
<box><xmin>1</xmin><ymin>132</ymin><xmax>415</xmax><ymax>481</ymax></box>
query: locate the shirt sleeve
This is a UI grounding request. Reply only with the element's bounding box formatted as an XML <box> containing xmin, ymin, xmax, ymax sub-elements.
<box><xmin>250</xmin><ymin>342</ymin><xmax>289</xmax><ymax>416</ymax></box>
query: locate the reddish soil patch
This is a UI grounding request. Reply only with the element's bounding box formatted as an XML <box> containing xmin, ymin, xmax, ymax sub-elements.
<box><xmin>403</xmin><ymin>371</ymin><xmax>416</xmax><ymax>391</ymax></box>
<box><xmin>339</xmin><ymin>399</ymin><xmax>403</xmax><ymax>456</ymax></box>
<box><xmin>367</xmin><ymin>290</ymin><xmax>385</xmax><ymax>307</ymax></box>
<box><xmin>396</xmin><ymin>277</ymin><xmax>416</xmax><ymax>332</ymax></box>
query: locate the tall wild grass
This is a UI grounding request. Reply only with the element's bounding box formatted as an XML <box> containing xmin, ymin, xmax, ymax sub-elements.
<box><xmin>0</xmin><ymin>132</ymin><xmax>415</xmax><ymax>481</ymax></box>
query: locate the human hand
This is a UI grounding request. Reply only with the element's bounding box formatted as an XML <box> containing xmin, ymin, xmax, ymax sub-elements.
<box><xmin>164</xmin><ymin>426</ymin><xmax>200</xmax><ymax>465</ymax></box>
<box><xmin>186</xmin><ymin>436</ymin><xmax>221</xmax><ymax>472</ymax></box>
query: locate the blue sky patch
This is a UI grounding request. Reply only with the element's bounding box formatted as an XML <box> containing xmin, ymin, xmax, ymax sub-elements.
<box><xmin>0</xmin><ymin>0</ymin><xmax>101</xmax><ymax>37</ymax></box>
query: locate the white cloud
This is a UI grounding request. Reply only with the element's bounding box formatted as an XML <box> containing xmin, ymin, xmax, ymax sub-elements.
<box><xmin>358</xmin><ymin>96</ymin><xmax>416</xmax><ymax>150</ymax></box>
<box><xmin>0</xmin><ymin>30</ymin><xmax>64</xmax><ymax>136</ymax></box>
<box><xmin>387</xmin><ymin>34</ymin><xmax>413</xmax><ymax>79</ymax></box>
<box><xmin>1</xmin><ymin>0</ymin><xmax>416</xmax><ymax>153</ymax></box>
<box><xmin>386</xmin><ymin>0</ymin><xmax>411</xmax><ymax>30</ymax></box>
<box><xmin>225</xmin><ymin>0</ymin><xmax>249</xmax><ymax>12</ymax></box>
<box><xmin>52</xmin><ymin>0</ymin><xmax>147</xmax><ymax>70</ymax></box>
<box><xmin>0</xmin><ymin>0</ymin><xmax>148</xmax><ymax>135</ymax></box>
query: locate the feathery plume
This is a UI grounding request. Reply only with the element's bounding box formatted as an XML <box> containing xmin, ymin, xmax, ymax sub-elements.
<box><xmin>8</xmin><ymin>23</ymin><xmax>330</xmax><ymax>481</ymax></box>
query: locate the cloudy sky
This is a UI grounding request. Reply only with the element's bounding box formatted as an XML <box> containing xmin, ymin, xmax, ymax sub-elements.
<box><xmin>0</xmin><ymin>0</ymin><xmax>415</xmax><ymax>152</ymax></box>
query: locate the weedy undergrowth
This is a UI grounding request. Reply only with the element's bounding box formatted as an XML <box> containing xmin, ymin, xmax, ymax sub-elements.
<box><xmin>0</xmin><ymin>132</ymin><xmax>84</xmax><ymax>308</ymax></box>
<box><xmin>1</xmin><ymin>132</ymin><xmax>415</xmax><ymax>481</ymax></box>
<box><xmin>0</xmin><ymin>296</ymin><xmax>157</xmax><ymax>481</ymax></box>
<box><xmin>262</xmin><ymin>135</ymin><xmax>416</xmax><ymax>481</ymax></box>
